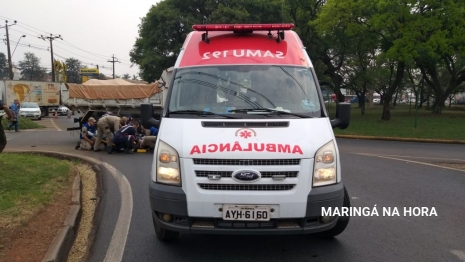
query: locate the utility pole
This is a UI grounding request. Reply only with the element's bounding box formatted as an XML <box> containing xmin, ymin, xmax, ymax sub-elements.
<box><xmin>1</xmin><ymin>20</ymin><xmax>17</xmax><ymax>80</ymax></box>
<box><xmin>107</xmin><ymin>54</ymin><xmax>120</xmax><ymax>79</ymax></box>
<box><xmin>39</xmin><ymin>33</ymin><xmax>62</xmax><ymax>82</ymax></box>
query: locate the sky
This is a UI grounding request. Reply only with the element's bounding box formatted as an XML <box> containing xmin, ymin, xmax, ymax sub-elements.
<box><xmin>2</xmin><ymin>0</ymin><xmax>161</xmax><ymax>79</ymax></box>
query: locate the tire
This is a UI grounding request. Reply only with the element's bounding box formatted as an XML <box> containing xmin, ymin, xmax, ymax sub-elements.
<box><xmin>153</xmin><ymin>215</ymin><xmax>179</xmax><ymax>241</ymax></box>
<box><xmin>38</xmin><ymin>117</ymin><xmax>42</xmax><ymax>121</ymax></box>
<box><xmin>315</xmin><ymin>186</ymin><xmax>350</xmax><ymax>238</ymax></box>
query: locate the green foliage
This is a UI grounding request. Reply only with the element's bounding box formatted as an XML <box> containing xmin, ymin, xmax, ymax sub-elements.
<box><xmin>18</xmin><ymin>52</ymin><xmax>47</xmax><ymax>81</ymax></box>
<box><xmin>122</xmin><ymin>73</ymin><xmax>130</xmax><ymax>79</ymax></box>
<box><xmin>0</xmin><ymin>52</ymin><xmax>8</xmax><ymax>79</ymax></box>
<box><xmin>65</xmin><ymin>58</ymin><xmax>83</xmax><ymax>83</ymax></box>
<box><xmin>0</xmin><ymin>153</ymin><xmax>71</xmax><ymax>213</ymax></box>
<box><xmin>333</xmin><ymin>104</ymin><xmax>465</xmax><ymax>140</ymax></box>
<box><xmin>1</xmin><ymin>117</ymin><xmax>44</xmax><ymax>130</ymax></box>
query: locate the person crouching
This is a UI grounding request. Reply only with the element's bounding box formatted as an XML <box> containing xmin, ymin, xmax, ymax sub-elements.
<box><xmin>112</xmin><ymin>120</ymin><xmax>139</xmax><ymax>154</ymax></box>
<box><xmin>76</xmin><ymin>117</ymin><xmax>97</xmax><ymax>150</ymax></box>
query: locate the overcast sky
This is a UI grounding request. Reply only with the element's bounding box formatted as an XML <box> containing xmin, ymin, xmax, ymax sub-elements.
<box><xmin>2</xmin><ymin>0</ymin><xmax>161</xmax><ymax>79</ymax></box>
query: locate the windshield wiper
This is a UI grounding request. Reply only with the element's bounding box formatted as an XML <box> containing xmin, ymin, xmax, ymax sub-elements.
<box><xmin>228</xmin><ymin>108</ymin><xmax>311</xmax><ymax>118</ymax></box>
<box><xmin>169</xmin><ymin>110</ymin><xmax>239</xmax><ymax>119</ymax></box>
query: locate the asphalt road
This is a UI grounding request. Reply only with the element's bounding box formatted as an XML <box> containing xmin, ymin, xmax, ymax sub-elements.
<box><xmin>5</xmin><ymin>116</ymin><xmax>465</xmax><ymax>262</ymax></box>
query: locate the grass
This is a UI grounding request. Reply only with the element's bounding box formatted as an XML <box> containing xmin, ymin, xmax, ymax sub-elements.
<box><xmin>330</xmin><ymin>104</ymin><xmax>465</xmax><ymax>141</ymax></box>
<box><xmin>1</xmin><ymin>117</ymin><xmax>44</xmax><ymax>130</ymax></box>
<box><xmin>0</xmin><ymin>153</ymin><xmax>76</xmax><ymax>227</ymax></box>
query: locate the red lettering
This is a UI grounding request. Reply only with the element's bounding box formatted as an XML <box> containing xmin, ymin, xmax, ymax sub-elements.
<box><xmin>207</xmin><ymin>144</ymin><xmax>218</xmax><ymax>153</ymax></box>
<box><xmin>231</xmin><ymin>142</ymin><xmax>242</xmax><ymax>151</ymax></box>
<box><xmin>266</xmin><ymin>144</ymin><xmax>276</xmax><ymax>152</ymax></box>
<box><xmin>278</xmin><ymin>144</ymin><xmax>291</xmax><ymax>153</ymax></box>
<box><xmin>219</xmin><ymin>143</ymin><xmax>231</xmax><ymax>152</ymax></box>
<box><xmin>190</xmin><ymin>145</ymin><xmax>201</xmax><ymax>155</ymax></box>
<box><xmin>292</xmin><ymin>145</ymin><xmax>303</xmax><ymax>155</ymax></box>
<box><xmin>243</xmin><ymin>143</ymin><xmax>253</xmax><ymax>151</ymax></box>
<box><xmin>254</xmin><ymin>143</ymin><xmax>265</xmax><ymax>152</ymax></box>
<box><xmin>202</xmin><ymin>145</ymin><xmax>206</xmax><ymax>153</ymax></box>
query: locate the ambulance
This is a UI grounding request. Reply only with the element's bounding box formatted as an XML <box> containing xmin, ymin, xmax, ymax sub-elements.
<box><xmin>143</xmin><ymin>23</ymin><xmax>351</xmax><ymax>241</ymax></box>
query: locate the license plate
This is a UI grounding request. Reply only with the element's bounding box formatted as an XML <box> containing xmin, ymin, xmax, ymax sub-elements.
<box><xmin>222</xmin><ymin>205</ymin><xmax>270</xmax><ymax>221</ymax></box>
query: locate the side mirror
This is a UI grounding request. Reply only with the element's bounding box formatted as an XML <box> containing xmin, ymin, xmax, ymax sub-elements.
<box><xmin>141</xmin><ymin>104</ymin><xmax>160</xmax><ymax>129</ymax></box>
<box><xmin>331</xmin><ymin>102</ymin><xmax>350</xmax><ymax>129</ymax></box>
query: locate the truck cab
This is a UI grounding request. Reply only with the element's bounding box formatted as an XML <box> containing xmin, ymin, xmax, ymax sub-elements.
<box><xmin>144</xmin><ymin>23</ymin><xmax>351</xmax><ymax>240</ymax></box>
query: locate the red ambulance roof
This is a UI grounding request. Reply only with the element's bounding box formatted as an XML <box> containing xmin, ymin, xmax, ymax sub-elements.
<box><xmin>178</xmin><ymin>30</ymin><xmax>309</xmax><ymax>68</ymax></box>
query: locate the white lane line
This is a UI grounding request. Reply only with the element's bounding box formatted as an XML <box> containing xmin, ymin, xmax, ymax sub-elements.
<box><xmin>103</xmin><ymin>162</ymin><xmax>133</xmax><ymax>262</ymax></box>
<box><xmin>354</xmin><ymin>153</ymin><xmax>465</xmax><ymax>173</ymax></box>
<box><xmin>451</xmin><ymin>250</ymin><xmax>465</xmax><ymax>261</ymax></box>
<box><xmin>354</xmin><ymin>153</ymin><xmax>465</xmax><ymax>163</ymax></box>
<box><xmin>50</xmin><ymin>118</ymin><xmax>62</xmax><ymax>131</ymax></box>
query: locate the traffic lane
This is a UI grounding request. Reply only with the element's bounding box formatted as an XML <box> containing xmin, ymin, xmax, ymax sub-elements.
<box><xmin>337</xmin><ymin>138</ymin><xmax>465</xmax><ymax>162</ymax></box>
<box><xmin>119</xmin><ymin>153</ymin><xmax>464</xmax><ymax>261</ymax></box>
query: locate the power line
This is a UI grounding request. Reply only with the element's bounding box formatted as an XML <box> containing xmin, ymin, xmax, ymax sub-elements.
<box><xmin>39</xmin><ymin>33</ymin><xmax>62</xmax><ymax>81</ymax></box>
<box><xmin>108</xmin><ymin>54</ymin><xmax>120</xmax><ymax>79</ymax></box>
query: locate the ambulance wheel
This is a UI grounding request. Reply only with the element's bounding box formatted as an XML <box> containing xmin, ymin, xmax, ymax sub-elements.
<box><xmin>153</xmin><ymin>215</ymin><xmax>179</xmax><ymax>241</ymax></box>
<box><xmin>315</xmin><ymin>186</ymin><xmax>350</xmax><ymax>238</ymax></box>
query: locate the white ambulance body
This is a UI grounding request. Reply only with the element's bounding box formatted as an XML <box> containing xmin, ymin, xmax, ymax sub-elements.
<box><xmin>145</xmin><ymin>24</ymin><xmax>351</xmax><ymax>240</ymax></box>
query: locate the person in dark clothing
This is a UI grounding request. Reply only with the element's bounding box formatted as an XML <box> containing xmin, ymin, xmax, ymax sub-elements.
<box><xmin>0</xmin><ymin>100</ymin><xmax>14</xmax><ymax>153</ymax></box>
<box><xmin>112</xmin><ymin>120</ymin><xmax>140</xmax><ymax>154</ymax></box>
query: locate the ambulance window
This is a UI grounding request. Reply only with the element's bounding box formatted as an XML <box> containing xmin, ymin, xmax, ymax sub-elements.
<box><xmin>168</xmin><ymin>65</ymin><xmax>321</xmax><ymax>117</ymax></box>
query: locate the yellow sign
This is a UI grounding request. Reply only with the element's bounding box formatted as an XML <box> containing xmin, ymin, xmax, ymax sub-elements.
<box><xmin>80</xmin><ymin>68</ymin><xmax>99</xmax><ymax>74</ymax></box>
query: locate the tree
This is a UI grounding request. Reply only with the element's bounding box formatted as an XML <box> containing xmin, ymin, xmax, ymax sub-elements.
<box><xmin>0</xmin><ymin>52</ymin><xmax>8</xmax><ymax>79</ymax></box>
<box><xmin>122</xmin><ymin>73</ymin><xmax>130</xmax><ymax>79</ymax></box>
<box><xmin>65</xmin><ymin>58</ymin><xmax>82</xmax><ymax>83</ymax></box>
<box><xmin>132</xmin><ymin>74</ymin><xmax>139</xmax><ymax>80</ymax></box>
<box><xmin>98</xmin><ymin>73</ymin><xmax>107</xmax><ymax>80</ymax></box>
<box><xmin>130</xmin><ymin>0</ymin><xmax>286</xmax><ymax>82</ymax></box>
<box><xmin>18</xmin><ymin>52</ymin><xmax>47</xmax><ymax>81</ymax></box>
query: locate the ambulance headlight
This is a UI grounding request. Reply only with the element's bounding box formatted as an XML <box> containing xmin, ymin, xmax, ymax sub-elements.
<box><xmin>313</xmin><ymin>140</ymin><xmax>337</xmax><ymax>187</ymax></box>
<box><xmin>156</xmin><ymin>140</ymin><xmax>181</xmax><ymax>186</ymax></box>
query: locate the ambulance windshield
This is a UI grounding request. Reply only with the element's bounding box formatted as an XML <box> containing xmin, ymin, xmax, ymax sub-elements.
<box><xmin>168</xmin><ymin>65</ymin><xmax>322</xmax><ymax>118</ymax></box>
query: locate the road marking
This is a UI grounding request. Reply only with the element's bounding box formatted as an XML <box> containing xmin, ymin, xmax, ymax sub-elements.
<box><xmin>354</xmin><ymin>153</ymin><xmax>465</xmax><ymax>163</ymax></box>
<box><xmin>103</xmin><ymin>162</ymin><xmax>133</xmax><ymax>262</ymax></box>
<box><xmin>451</xmin><ymin>250</ymin><xmax>465</xmax><ymax>261</ymax></box>
<box><xmin>355</xmin><ymin>153</ymin><xmax>465</xmax><ymax>173</ymax></box>
<box><xmin>50</xmin><ymin>118</ymin><xmax>62</xmax><ymax>131</ymax></box>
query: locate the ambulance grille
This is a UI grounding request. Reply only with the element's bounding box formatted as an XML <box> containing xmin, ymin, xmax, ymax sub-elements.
<box><xmin>198</xmin><ymin>184</ymin><xmax>295</xmax><ymax>191</ymax></box>
<box><xmin>201</xmin><ymin>121</ymin><xmax>289</xmax><ymax>128</ymax></box>
<box><xmin>193</xmin><ymin>159</ymin><xmax>300</xmax><ymax>166</ymax></box>
<box><xmin>195</xmin><ymin>171</ymin><xmax>298</xmax><ymax>178</ymax></box>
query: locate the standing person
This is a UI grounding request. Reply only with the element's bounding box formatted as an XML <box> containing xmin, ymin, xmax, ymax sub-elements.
<box><xmin>0</xmin><ymin>99</ymin><xmax>14</xmax><ymax>153</ymax></box>
<box><xmin>93</xmin><ymin>115</ymin><xmax>126</xmax><ymax>153</ymax></box>
<box><xmin>8</xmin><ymin>99</ymin><xmax>20</xmax><ymax>132</ymax></box>
<box><xmin>75</xmin><ymin>117</ymin><xmax>97</xmax><ymax>150</ymax></box>
<box><xmin>113</xmin><ymin>120</ymin><xmax>139</xmax><ymax>154</ymax></box>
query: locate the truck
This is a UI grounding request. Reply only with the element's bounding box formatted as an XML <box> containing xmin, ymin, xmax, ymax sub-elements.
<box><xmin>142</xmin><ymin>23</ymin><xmax>352</xmax><ymax>241</ymax></box>
<box><xmin>62</xmin><ymin>78</ymin><xmax>168</xmax><ymax>130</ymax></box>
<box><xmin>0</xmin><ymin>80</ymin><xmax>62</xmax><ymax>118</ymax></box>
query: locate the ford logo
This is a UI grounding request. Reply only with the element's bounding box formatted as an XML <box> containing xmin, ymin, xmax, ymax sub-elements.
<box><xmin>232</xmin><ymin>170</ymin><xmax>261</xmax><ymax>183</ymax></box>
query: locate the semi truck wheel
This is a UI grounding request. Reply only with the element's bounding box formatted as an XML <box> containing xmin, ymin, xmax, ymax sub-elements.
<box><xmin>153</xmin><ymin>215</ymin><xmax>179</xmax><ymax>241</ymax></box>
<box><xmin>315</xmin><ymin>186</ymin><xmax>350</xmax><ymax>238</ymax></box>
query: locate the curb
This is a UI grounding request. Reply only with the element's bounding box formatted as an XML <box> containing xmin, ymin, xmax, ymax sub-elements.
<box><xmin>3</xmin><ymin>150</ymin><xmax>102</xmax><ymax>262</ymax></box>
<box><xmin>335</xmin><ymin>135</ymin><xmax>465</xmax><ymax>144</ymax></box>
<box><xmin>42</xmin><ymin>172</ymin><xmax>82</xmax><ymax>262</ymax></box>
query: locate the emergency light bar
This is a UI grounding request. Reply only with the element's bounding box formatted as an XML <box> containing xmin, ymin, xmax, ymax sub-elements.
<box><xmin>192</xmin><ymin>24</ymin><xmax>294</xmax><ymax>31</ymax></box>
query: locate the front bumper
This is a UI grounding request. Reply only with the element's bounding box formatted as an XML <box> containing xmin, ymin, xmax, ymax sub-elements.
<box><xmin>20</xmin><ymin>113</ymin><xmax>41</xmax><ymax>119</ymax></box>
<box><xmin>149</xmin><ymin>181</ymin><xmax>344</xmax><ymax>235</ymax></box>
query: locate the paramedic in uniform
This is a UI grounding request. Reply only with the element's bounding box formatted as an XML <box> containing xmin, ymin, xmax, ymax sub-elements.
<box><xmin>140</xmin><ymin>125</ymin><xmax>158</xmax><ymax>149</ymax></box>
<box><xmin>112</xmin><ymin>120</ymin><xmax>139</xmax><ymax>154</ymax></box>
<box><xmin>94</xmin><ymin>115</ymin><xmax>127</xmax><ymax>153</ymax></box>
<box><xmin>75</xmin><ymin>117</ymin><xmax>97</xmax><ymax>150</ymax></box>
<box><xmin>0</xmin><ymin>100</ymin><xmax>14</xmax><ymax>153</ymax></box>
